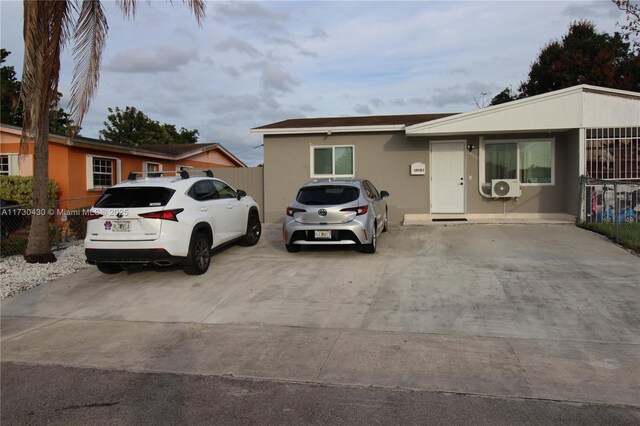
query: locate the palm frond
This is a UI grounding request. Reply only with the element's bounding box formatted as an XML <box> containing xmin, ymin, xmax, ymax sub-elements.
<box><xmin>69</xmin><ymin>0</ymin><xmax>109</xmax><ymax>129</ymax></box>
<box><xmin>21</xmin><ymin>0</ymin><xmax>74</xmax><ymax>151</ymax></box>
<box><xmin>116</xmin><ymin>0</ymin><xmax>205</xmax><ymax>26</ymax></box>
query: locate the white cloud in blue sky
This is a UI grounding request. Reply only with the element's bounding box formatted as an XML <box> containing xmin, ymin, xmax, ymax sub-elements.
<box><xmin>0</xmin><ymin>0</ymin><xmax>628</xmax><ymax>165</ymax></box>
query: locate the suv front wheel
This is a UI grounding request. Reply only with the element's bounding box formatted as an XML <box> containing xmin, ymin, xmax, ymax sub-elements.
<box><xmin>184</xmin><ymin>232</ymin><xmax>211</xmax><ymax>275</ymax></box>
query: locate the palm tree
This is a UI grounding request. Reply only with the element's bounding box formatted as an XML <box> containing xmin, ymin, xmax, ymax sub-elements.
<box><xmin>20</xmin><ymin>0</ymin><xmax>205</xmax><ymax>263</ymax></box>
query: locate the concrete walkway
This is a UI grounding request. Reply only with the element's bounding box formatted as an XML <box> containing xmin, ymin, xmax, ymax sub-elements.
<box><xmin>2</xmin><ymin>224</ymin><xmax>639</xmax><ymax>408</ymax></box>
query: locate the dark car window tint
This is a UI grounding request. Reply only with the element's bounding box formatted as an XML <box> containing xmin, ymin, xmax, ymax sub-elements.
<box><xmin>296</xmin><ymin>186</ymin><xmax>359</xmax><ymax>205</ymax></box>
<box><xmin>95</xmin><ymin>187</ymin><xmax>175</xmax><ymax>208</ymax></box>
<box><xmin>364</xmin><ymin>181</ymin><xmax>380</xmax><ymax>199</ymax></box>
<box><xmin>188</xmin><ymin>180</ymin><xmax>217</xmax><ymax>201</ymax></box>
<box><xmin>212</xmin><ymin>180</ymin><xmax>237</xmax><ymax>199</ymax></box>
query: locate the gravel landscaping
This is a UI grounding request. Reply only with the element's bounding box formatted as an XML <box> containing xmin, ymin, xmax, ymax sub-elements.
<box><xmin>0</xmin><ymin>243</ymin><xmax>89</xmax><ymax>299</ymax></box>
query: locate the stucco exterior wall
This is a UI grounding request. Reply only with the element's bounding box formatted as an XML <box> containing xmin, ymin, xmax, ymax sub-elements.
<box><xmin>263</xmin><ymin>130</ymin><xmax>579</xmax><ymax>223</ymax></box>
<box><xmin>264</xmin><ymin>132</ymin><xmax>429</xmax><ymax>224</ymax></box>
<box><xmin>465</xmin><ymin>131</ymin><xmax>573</xmax><ymax>215</ymax></box>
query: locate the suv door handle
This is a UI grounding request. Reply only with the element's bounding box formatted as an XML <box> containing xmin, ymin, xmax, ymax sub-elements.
<box><xmin>226</xmin><ymin>205</ymin><xmax>233</xmax><ymax>209</ymax></box>
<box><xmin>200</xmin><ymin>207</ymin><xmax>208</xmax><ymax>212</ymax></box>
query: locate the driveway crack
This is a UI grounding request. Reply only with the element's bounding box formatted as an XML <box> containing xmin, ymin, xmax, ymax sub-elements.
<box><xmin>317</xmin><ymin>330</ymin><xmax>342</xmax><ymax>380</ymax></box>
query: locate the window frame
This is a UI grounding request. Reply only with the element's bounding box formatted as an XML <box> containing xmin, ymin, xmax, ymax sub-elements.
<box><xmin>310</xmin><ymin>145</ymin><xmax>355</xmax><ymax>179</ymax></box>
<box><xmin>480</xmin><ymin>138</ymin><xmax>555</xmax><ymax>187</ymax></box>
<box><xmin>0</xmin><ymin>153</ymin><xmax>19</xmax><ymax>176</ymax></box>
<box><xmin>86</xmin><ymin>155</ymin><xmax>121</xmax><ymax>191</ymax></box>
<box><xmin>144</xmin><ymin>161</ymin><xmax>163</xmax><ymax>177</ymax></box>
<box><xmin>0</xmin><ymin>154</ymin><xmax>10</xmax><ymax>176</ymax></box>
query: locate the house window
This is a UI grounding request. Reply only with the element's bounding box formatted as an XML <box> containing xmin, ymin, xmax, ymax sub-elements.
<box><xmin>0</xmin><ymin>155</ymin><xmax>9</xmax><ymax>176</ymax></box>
<box><xmin>145</xmin><ymin>162</ymin><xmax>162</xmax><ymax>177</ymax></box>
<box><xmin>86</xmin><ymin>155</ymin><xmax>121</xmax><ymax>190</ymax></box>
<box><xmin>177</xmin><ymin>165</ymin><xmax>193</xmax><ymax>172</ymax></box>
<box><xmin>93</xmin><ymin>157</ymin><xmax>114</xmax><ymax>187</ymax></box>
<box><xmin>483</xmin><ymin>139</ymin><xmax>553</xmax><ymax>185</ymax></box>
<box><xmin>311</xmin><ymin>145</ymin><xmax>354</xmax><ymax>178</ymax></box>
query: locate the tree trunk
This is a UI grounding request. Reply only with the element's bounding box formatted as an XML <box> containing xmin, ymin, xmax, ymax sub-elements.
<box><xmin>24</xmin><ymin>108</ymin><xmax>56</xmax><ymax>263</ymax></box>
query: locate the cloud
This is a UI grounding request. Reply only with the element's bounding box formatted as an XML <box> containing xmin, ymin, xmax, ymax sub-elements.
<box><xmin>308</xmin><ymin>27</ymin><xmax>328</xmax><ymax>40</ymax></box>
<box><xmin>297</xmin><ymin>104</ymin><xmax>316</xmax><ymax>113</ymax></box>
<box><xmin>370</xmin><ymin>98</ymin><xmax>385</xmax><ymax>108</ymax></box>
<box><xmin>562</xmin><ymin>2</ymin><xmax>619</xmax><ymax>19</ymax></box>
<box><xmin>243</xmin><ymin>61</ymin><xmax>299</xmax><ymax>93</ymax></box>
<box><xmin>355</xmin><ymin>104</ymin><xmax>372</xmax><ymax>115</ymax></box>
<box><xmin>221</xmin><ymin>65</ymin><xmax>242</xmax><ymax>78</ymax></box>
<box><xmin>215</xmin><ymin>36</ymin><xmax>261</xmax><ymax>58</ymax></box>
<box><xmin>106</xmin><ymin>45</ymin><xmax>199</xmax><ymax>73</ymax></box>
<box><xmin>214</xmin><ymin>1</ymin><xmax>290</xmax><ymax>32</ymax></box>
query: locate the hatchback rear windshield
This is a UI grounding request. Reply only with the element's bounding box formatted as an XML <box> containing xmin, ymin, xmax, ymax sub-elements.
<box><xmin>296</xmin><ymin>186</ymin><xmax>359</xmax><ymax>205</ymax></box>
<box><xmin>94</xmin><ymin>187</ymin><xmax>175</xmax><ymax>208</ymax></box>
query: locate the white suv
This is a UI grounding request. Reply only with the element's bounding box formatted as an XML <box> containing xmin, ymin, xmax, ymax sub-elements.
<box><xmin>84</xmin><ymin>171</ymin><xmax>261</xmax><ymax>275</ymax></box>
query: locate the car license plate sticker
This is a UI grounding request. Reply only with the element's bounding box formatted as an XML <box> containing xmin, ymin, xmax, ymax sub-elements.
<box><xmin>314</xmin><ymin>230</ymin><xmax>331</xmax><ymax>239</ymax></box>
<box><xmin>112</xmin><ymin>221</ymin><xmax>131</xmax><ymax>232</ymax></box>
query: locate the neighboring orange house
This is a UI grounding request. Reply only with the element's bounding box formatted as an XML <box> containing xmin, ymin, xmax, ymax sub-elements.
<box><xmin>0</xmin><ymin>124</ymin><xmax>246</xmax><ymax>201</ymax></box>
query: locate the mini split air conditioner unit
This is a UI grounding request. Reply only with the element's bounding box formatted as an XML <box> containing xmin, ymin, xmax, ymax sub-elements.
<box><xmin>491</xmin><ymin>179</ymin><xmax>521</xmax><ymax>198</ymax></box>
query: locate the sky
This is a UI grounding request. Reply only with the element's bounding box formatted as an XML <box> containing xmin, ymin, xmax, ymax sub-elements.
<box><xmin>0</xmin><ymin>1</ymin><xmax>629</xmax><ymax>166</ymax></box>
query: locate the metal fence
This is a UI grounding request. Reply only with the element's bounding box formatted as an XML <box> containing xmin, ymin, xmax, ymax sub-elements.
<box><xmin>578</xmin><ymin>176</ymin><xmax>640</xmax><ymax>243</ymax></box>
<box><xmin>0</xmin><ymin>195</ymin><xmax>100</xmax><ymax>257</ymax></box>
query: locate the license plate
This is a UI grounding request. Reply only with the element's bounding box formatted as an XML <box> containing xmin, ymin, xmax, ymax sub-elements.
<box><xmin>112</xmin><ymin>221</ymin><xmax>131</xmax><ymax>232</ymax></box>
<box><xmin>314</xmin><ymin>230</ymin><xmax>331</xmax><ymax>239</ymax></box>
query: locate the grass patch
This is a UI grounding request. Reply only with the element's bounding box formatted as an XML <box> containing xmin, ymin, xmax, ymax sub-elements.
<box><xmin>579</xmin><ymin>222</ymin><xmax>640</xmax><ymax>254</ymax></box>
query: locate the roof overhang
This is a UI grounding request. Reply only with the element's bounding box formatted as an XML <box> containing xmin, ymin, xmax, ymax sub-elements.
<box><xmin>406</xmin><ymin>85</ymin><xmax>640</xmax><ymax>136</ymax></box>
<box><xmin>250</xmin><ymin>124</ymin><xmax>406</xmax><ymax>135</ymax></box>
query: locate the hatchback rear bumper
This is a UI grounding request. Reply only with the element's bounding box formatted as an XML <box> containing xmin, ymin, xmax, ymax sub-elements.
<box><xmin>85</xmin><ymin>248</ymin><xmax>187</xmax><ymax>267</ymax></box>
<box><xmin>283</xmin><ymin>219</ymin><xmax>372</xmax><ymax>245</ymax></box>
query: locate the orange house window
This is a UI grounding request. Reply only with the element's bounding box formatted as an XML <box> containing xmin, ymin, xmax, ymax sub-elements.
<box><xmin>93</xmin><ymin>157</ymin><xmax>114</xmax><ymax>187</ymax></box>
<box><xmin>0</xmin><ymin>155</ymin><xmax>9</xmax><ymax>176</ymax></box>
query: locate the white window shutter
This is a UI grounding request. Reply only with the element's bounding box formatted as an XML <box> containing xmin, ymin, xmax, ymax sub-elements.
<box><xmin>86</xmin><ymin>155</ymin><xmax>94</xmax><ymax>190</ymax></box>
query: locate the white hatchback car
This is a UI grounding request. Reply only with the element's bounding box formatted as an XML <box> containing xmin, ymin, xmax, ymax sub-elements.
<box><xmin>85</xmin><ymin>171</ymin><xmax>261</xmax><ymax>275</ymax></box>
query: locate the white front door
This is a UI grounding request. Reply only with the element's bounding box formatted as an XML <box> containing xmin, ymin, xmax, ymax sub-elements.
<box><xmin>430</xmin><ymin>141</ymin><xmax>465</xmax><ymax>214</ymax></box>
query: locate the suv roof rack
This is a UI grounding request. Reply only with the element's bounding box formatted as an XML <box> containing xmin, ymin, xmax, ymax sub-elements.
<box><xmin>127</xmin><ymin>170</ymin><xmax>214</xmax><ymax>181</ymax></box>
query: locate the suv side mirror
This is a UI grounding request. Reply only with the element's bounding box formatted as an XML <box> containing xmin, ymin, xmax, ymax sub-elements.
<box><xmin>380</xmin><ymin>190</ymin><xmax>389</xmax><ymax>199</ymax></box>
<box><xmin>237</xmin><ymin>189</ymin><xmax>247</xmax><ymax>200</ymax></box>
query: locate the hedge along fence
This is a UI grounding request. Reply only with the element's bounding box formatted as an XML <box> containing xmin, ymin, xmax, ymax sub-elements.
<box><xmin>0</xmin><ymin>175</ymin><xmax>59</xmax><ymax>205</ymax></box>
<box><xmin>0</xmin><ymin>176</ymin><xmax>60</xmax><ymax>257</ymax></box>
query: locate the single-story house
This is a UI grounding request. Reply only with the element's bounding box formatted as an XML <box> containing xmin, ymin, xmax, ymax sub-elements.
<box><xmin>252</xmin><ymin>84</ymin><xmax>640</xmax><ymax>224</ymax></box>
<box><xmin>0</xmin><ymin>124</ymin><xmax>245</xmax><ymax>203</ymax></box>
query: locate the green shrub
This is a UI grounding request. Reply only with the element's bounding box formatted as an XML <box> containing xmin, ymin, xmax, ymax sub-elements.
<box><xmin>0</xmin><ymin>175</ymin><xmax>59</xmax><ymax>205</ymax></box>
<box><xmin>0</xmin><ymin>236</ymin><xmax>28</xmax><ymax>257</ymax></box>
<box><xmin>67</xmin><ymin>206</ymin><xmax>92</xmax><ymax>239</ymax></box>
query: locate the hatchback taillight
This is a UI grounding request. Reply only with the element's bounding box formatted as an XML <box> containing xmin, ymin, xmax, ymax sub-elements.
<box><xmin>286</xmin><ymin>207</ymin><xmax>306</xmax><ymax>216</ymax></box>
<box><xmin>340</xmin><ymin>205</ymin><xmax>368</xmax><ymax>215</ymax></box>
<box><xmin>139</xmin><ymin>208</ymin><xmax>184</xmax><ymax>221</ymax></box>
<box><xmin>85</xmin><ymin>213</ymin><xmax>103</xmax><ymax>221</ymax></box>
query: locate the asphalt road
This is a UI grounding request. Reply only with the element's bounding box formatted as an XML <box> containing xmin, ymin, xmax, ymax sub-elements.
<box><xmin>2</xmin><ymin>362</ymin><xmax>638</xmax><ymax>425</ymax></box>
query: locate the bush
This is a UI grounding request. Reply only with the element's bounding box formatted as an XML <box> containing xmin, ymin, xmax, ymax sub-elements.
<box><xmin>67</xmin><ymin>206</ymin><xmax>92</xmax><ymax>239</ymax></box>
<box><xmin>0</xmin><ymin>236</ymin><xmax>28</xmax><ymax>257</ymax></box>
<box><xmin>0</xmin><ymin>175</ymin><xmax>59</xmax><ymax>205</ymax></box>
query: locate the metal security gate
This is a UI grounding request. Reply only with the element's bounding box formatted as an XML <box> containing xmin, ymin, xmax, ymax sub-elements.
<box><xmin>585</xmin><ymin>127</ymin><xmax>640</xmax><ymax>180</ymax></box>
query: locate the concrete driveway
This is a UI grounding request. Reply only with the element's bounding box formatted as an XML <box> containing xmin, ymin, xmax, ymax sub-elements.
<box><xmin>2</xmin><ymin>224</ymin><xmax>639</xmax><ymax>408</ymax></box>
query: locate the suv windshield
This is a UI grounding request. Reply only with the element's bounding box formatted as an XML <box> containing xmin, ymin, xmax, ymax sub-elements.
<box><xmin>95</xmin><ymin>187</ymin><xmax>175</xmax><ymax>208</ymax></box>
<box><xmin>296</xmin><ymin>186</ymin><xmax>359</xmax><ymax>205</ymax></box>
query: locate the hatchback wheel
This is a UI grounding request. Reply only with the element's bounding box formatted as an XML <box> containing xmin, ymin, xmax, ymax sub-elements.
<box><xmin>382</xmin><ymin>208</ymin><xmax>388</xmax><ymax>233</ymax></box>
<box><xmin>361</xmin><ymin>223</ymin><xmax>377</xmax><ymax>253</ymax></box>
<box><xmin>286</xmin><ymin>244</ymin><xmax>301</xmax><ymax>253</ymax></box>
<box><xmin>240</xmin><ymin>213</ymin><xmax>261</xmax><ymax>246</ymax></box>
<box><xmin>184</xmin><ymin>232</ymin><xmax>211</xmax><ymax>275</ymax></box>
